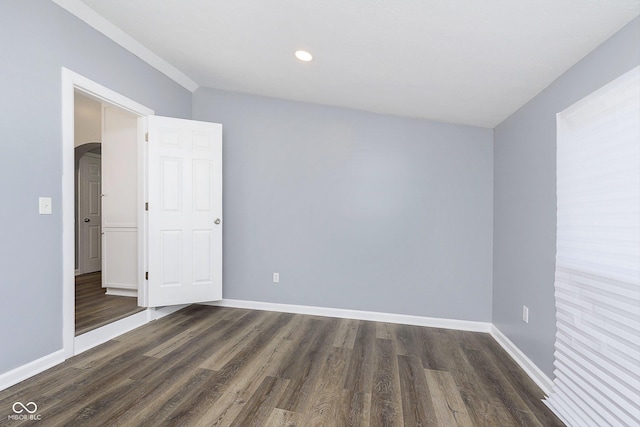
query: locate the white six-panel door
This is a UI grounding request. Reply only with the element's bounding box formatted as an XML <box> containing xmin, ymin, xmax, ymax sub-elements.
<box><xmin>144</xmin><ymin>116</ymin><xmax>222</xmax><ymax>307</ymax></box>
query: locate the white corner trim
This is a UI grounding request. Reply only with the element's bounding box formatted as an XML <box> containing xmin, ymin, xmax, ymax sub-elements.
<box><xmin>0</xmin><ymin>349</ymin><xmax>66</xmax><ymax>392</ymax></box>
<box><xmin>53</xmin><ymin>0</ymin><xmax>199</xmax><ymax>92</ymax></box>
<box><xmin>490</xmin><ymin>325</ymin><xmax>554</xmax><ymax>396</ymax></box>
<box><xmin>206</xmin><ymin>299</ymin><xmax>492</xmax><ymax>333</ymax></box>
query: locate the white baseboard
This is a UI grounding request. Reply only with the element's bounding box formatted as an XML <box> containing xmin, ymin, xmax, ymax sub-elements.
<box><xmin>205</xmin><ymin>299</ymin><xmax>492</xmax><ymax>333</ymax></box>
<box><xmin>1</xmin><ymin>304</ymin><xmax>189</xmax><ymax>392</ymax></box>
<box><xmin>74</xmin><ymin>269</ymin><xmax>81</xmax><ymax>276</ymax></box>
<box><xmin>210</xmin><ymin>299</ymin><xmax>553</xmax><ymax>395</ymax></box>
<box><xmin>73</xmin><ymin>304</ymin><xmax>187</xmax><ymax>355</ymax></box>
<box><xmin>74</xmin><ymin>309</ymin><xmax>150</xmax><ymax>355</ymax></box>
<box><xmin>1</xmin><ymin>301</ymin><xmax>551</xmax><ymax>402</ymax></box>
<box><xmin>490</xmin><ymin>325</ymin><xmax>554</xmax><ymax>396</ymax></box>
<box><xmin>0</xmin><ymin>349</ymin><xmax>66</xmax><ymax>392</ymax></box>
<box><xmin>105</xmin><ymin>288</ymin><xmax>137</xmax><ymax>297</ymax></box>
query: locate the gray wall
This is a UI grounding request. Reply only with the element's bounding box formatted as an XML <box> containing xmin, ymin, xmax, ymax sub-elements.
<box><xmin>492</xmin><ymin>17</ymin><xmax>640</xmax><ymax>378</ymax></box>
<box><xmin>193</xmin><ymin>89</ymin><xmax>494</xmax><ymax>321</ymax></box>
<box><xmin>0</xmin><ymin>0</ymin><xmax>191</xmax><ymax>374</ymax></box>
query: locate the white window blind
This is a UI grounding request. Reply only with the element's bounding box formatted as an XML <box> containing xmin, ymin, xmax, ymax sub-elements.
<box><xmin>544</xmin><ymin>66</ymin><xmax>640</xmax><ymax>427</ymax></box>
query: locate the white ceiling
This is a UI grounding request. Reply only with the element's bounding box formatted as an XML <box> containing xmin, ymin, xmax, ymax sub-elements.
<box><xmin>75</xmin><ymin>0</ymin><xmax>639</xmax><ymax>128</ymax></box>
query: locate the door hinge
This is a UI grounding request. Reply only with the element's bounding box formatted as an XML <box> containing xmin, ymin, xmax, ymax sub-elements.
<box><xmin>145</xmin><ymin>272</ymin><xmax>149</xmax><ymax>280</ymax></box>
<box><xmin>145</xmin><ymin>132</ymin><xmax>149</xmax><ymax>142</ymax></box>
<box><xmin>145</xmin><ymin>202</ymin><xmax>149</xmax><ymax>211</ymax></box>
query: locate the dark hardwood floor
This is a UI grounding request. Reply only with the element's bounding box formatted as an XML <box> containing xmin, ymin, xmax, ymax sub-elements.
<box><xmin>1</xmin><ymin>305</ymin><xmax>564</xmax><ymax>426</ymax></box>
<box><xmin>75</xmin><ymin>272</ymin><xmax>144</xmax><ymax>336</ymax></box>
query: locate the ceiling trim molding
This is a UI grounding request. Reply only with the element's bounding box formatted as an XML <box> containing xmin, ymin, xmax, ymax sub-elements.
<box><xmin>53</xmin><ymin>0</ymin><xmax>199</xmax><ymax>93</ymax></box>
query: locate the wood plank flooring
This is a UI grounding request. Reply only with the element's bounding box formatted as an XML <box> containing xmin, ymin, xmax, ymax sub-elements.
<box><xmin>0</xmin><ymin>305</ymin><xmax>564</xmax><ymax>426</ymax></box>
<box><xmin>75</xmin><ymin>272</ymin><xmax>144</xmax><ymax>336</ymax></box>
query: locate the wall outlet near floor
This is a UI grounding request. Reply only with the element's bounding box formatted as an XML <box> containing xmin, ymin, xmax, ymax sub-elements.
<box><xmin>522</xmin><ymin>305</ymin><xmax>529</xmax><ymax>323</ymax></box>
<box><xmin>273</xmin><ymin>272</ymin><xmax>279</xmax><ymax>283</ymax></box>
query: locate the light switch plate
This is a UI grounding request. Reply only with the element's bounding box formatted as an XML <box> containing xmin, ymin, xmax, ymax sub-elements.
<box><xmin>39</xmin><ymin>197</ymin><xmax>52</xmax><ymax>215</ymax></box>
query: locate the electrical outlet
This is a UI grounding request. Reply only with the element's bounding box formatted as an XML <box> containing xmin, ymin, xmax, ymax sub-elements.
<box><xmin>522</xmin><ymin>305</ymin><xmax>529</xmax><ymax>323</ymax></box>
<box><xmin>273</xmin><ymin>272</ymin><xmax>279</xmax><ymax>283</ymax></box>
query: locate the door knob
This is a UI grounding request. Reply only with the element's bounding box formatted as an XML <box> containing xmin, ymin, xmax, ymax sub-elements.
<box><xmin>214</xmin><ymin>218</ymin><xmax>221</xmax><ymax>225</ymax></box>
<box><xmin>83</xmin><ymin>218</ymin><xmax>90</xmax><ymax>223</ymax></box>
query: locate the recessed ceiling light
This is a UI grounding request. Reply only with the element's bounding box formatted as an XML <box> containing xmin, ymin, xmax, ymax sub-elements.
<box><xmin>295</xmin><ymin>50</ymin><xmax>313</xmax><ymax>62</ymax></box>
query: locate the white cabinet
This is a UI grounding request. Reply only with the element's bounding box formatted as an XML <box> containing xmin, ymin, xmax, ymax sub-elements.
<box><xmin>102</xmin><ymin>106</ymin><xmax>139</xmax><ymax>296</ymax></box>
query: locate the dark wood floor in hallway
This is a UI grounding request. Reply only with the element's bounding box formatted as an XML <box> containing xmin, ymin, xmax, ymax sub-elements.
<box><xmin>75</xmin><ymin>272</ymin><xmax>144</xmax><ymax>336</ymax></box>
<box><xmin>0</xmin><ymin>305</ymin><xmax>563</xmax><ymax>426</ymax></box>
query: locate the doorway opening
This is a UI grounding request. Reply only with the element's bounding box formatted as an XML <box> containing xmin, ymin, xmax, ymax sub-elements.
<box><xmin>62</xmin><ymin>68</ymin><xmax>222</xmax><ymax>358</ymax></box>
<box><xmin>63</xmin><ymin>68</ymin><xmax>157</xmax><ymax>357</ymax></box>
<box><xmin>73</xmin><ymin>91</ymin><xmax>144</xmax><ymax>336</ymax></box>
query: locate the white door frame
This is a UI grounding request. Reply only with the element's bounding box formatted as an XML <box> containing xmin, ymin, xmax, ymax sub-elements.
<box><xmin>61</xmin><ymin>68</ymin><xmax>154</xmax><ymax>358</ymax></box>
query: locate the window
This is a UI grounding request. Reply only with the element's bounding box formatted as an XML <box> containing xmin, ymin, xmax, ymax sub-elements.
<box><xmin>545</xmin><ymin>67</ymin><xmax>640</xmax><ymax>426</ymax></box>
